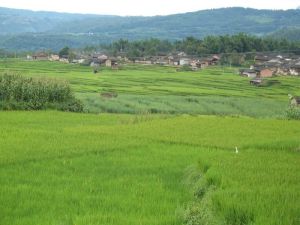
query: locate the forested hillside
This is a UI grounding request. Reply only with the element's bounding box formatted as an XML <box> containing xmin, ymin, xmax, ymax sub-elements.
<box><xmin>0</xmin><ymin>7</ymin><xmax>300</xmax><ymax>50</ymax></box>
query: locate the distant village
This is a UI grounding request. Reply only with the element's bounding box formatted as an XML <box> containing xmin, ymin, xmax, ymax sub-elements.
<box><xmin>28</xmin><ymin>52</ymin><xmax>300</xmax><ymax>77</ymax></box>
<box><xmin>240</xmin><ymin>54</ymin><xmax>300</xmax><ymax>77</ymax></box>
<box><xmin>27</xmin><ymin>52</ymin><xmax>220</xmax><ymax>70</ymax></box>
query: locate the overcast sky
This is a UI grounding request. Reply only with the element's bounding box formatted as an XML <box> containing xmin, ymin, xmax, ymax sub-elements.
<box><xmin>0</xmin><ymin>0</ymin><xmax>299</xmax><ymax>16</ymax></box>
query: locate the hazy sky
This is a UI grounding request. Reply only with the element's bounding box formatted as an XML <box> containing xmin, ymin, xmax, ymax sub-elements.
<box><xmin>0</xmin><ymin>0</ymin><xmax>299</xmax><ymax>16</ymax></box>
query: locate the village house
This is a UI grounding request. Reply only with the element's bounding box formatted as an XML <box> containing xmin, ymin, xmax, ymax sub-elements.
<box><xmin>197</xmin><ymin>60</ymin><xmax>209</xmax><ymax>69</ymax></box>
<box><xmin>157</xmin><ymin>55</ymin><xmax>171</xmax><ymax>65</ymax></box>
<box><xmin>190</xmin><ymin>60</ymin><xmax>198</xmax><ymax>68</ymax></box>
<box><xmin>255</xmin><ymin>55</ymin><xmax>272</xmax><ymax>65</ymax></box>
<box><xmin>187</xmin><ymin>60</ymin><xmax>197</xmax><ymax>70</ymax></box>
<box><xmin>289</xmin><ymin>62</ymin><xmax>300</xmax><ymax>76</ymax></box>
<box><xmin>194</xmin><ymin>55</ymin><xmax>219</xmax><ymax>69</ymax></box>
<box><xmin>155</xmin><ymin>57</ymin><xmax>169</xmax><ymax>65</ymax></box>
<box><xmin>179</xmin><ymin>58</ymin><xmax>191</xmax><ymax>66</ymax></box>
<box><xmin>99</xmin><ymin>55</ymin><xmax>108</xmax><ymax>61</ymax></box>
<box><xmin>173</xmin><ymin>60</ymin><xmax>180</xmax><ymax>66</ymax></box>
<box><xmin>276</xmin><ymin>65</ymin><xmax>290</xmax><ymax>76</ymax></box>
<box><xmin>72</xmin><ymin>58</ymin><xmax>85</xmax><ymax>64</ymax></box>
<box><xmin>134</xmin><ymin>57</ymin><xmax>153</xmax><ymax>65</ymax></box>
<box><xmin>177</xmin><ymin>52</ymin><xmax>187</xmax><ymax>57</ymax></box>
<box><xmin>105</xmin><ymin>59</ymin><xmax>112</xmax><ymax>67</ymax></box>
<box><xmin>166</xmin><ymin>56</ymin><xmax>172</xmax><ymax>64</ymax></box>
<box><xmin>70</xmin><ymin>55</ymin><xmax>86</xmax><ymax>64</ymax></box>
<box><xmin>32</xmin><ymin>52</ymin><xmax>48</xmax><ymax>60</ymax></box>
<box><xmin>92</xmin><ymin>54</ymin><xmax>108</xmax><ymax>61</ymax></box>
<box><xmin>90</xmin><ymin>59</ymin><xmax>102</xmax><ymax>67</ymax></box>
<box><xmin>59</xmin><ymin>55</ymin><xmax>69</xmax><ymax>63</ymax></box>
<box><xmin>240</xmin><ymin>69</ymin><xmax>257</xmax><ymax>78</ymax></box>
<box><xmin>135</xmin><ymin>60</ymin><xmax>152</xmax><ymax>65</ymax></box>
<box><xmin>258</xmin><ymin>68</ymin><xmax>274</xmax><ymax>78</ymax></box>
<box><xmin>167</xmin><ymin>55</ymin><xmax>180</xmax><ymax>66</ymax></box>
<box><xmin>105</xmin><ymin>58</ymin><xmax>118</xmax><ymax>68</ymax></box>
<box><xmin>210</xmin><ymin>55</ymin><xmax>220</xmax><ymax>65</ymax></box>
<box><xmin>49</xmin><ymin>54</ymin><xmax>60</xmax><ymax>61</ymax></box>
<box><xmin>246</xmin><ymin>54</ymin><xmax>300</xmax><ymax>78</ymax></box>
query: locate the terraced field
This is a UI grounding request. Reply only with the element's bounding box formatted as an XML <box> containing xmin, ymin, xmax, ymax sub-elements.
<box><xmin>1</xmin><ymin>59</ymin><xmax>299</xmax><ymax>116</ymax></box>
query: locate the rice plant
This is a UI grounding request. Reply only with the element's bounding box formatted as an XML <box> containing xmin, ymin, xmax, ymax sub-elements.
<box><xmin>0</xmin><ymin>111</ymin><xmax>299</xmax><ymax>225</ymax></box>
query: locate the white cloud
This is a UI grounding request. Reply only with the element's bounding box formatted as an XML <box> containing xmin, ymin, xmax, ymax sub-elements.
<box><xmin>0</xmin><ymin>0</ymin><xmax>299</xmax><ymax>16</ymax></box>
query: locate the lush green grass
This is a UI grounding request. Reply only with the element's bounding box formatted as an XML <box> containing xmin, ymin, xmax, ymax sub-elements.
<box><xmin>0</xmin><ymin>111</ymin><xmax>299</xmax><ymax>225</ymax></box>
<box><xmin>0</xmin><ymin>60</ymin><xmax>299</xmax><ymax>225</ymax></box>
<box><xmin>1</xmin><ymin>59</ymin><xmax>299</xmax><ymax>117</ymax></box>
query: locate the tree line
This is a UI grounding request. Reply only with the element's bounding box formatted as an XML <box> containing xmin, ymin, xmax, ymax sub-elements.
<box><xmin>104</xmin><ymin>33</ymin><xmax>300</xmax><ymax>57</ymax></box>
<box><xmin>1</xmin><ymin>33</ymin><xmax>299</xmax><ymax>59</ymax></box>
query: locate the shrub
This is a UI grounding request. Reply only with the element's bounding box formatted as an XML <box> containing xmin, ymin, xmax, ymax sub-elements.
<box><xmin>57</xmin><ymin>98</ymin><xmax>84</xmax><ymax>112</ymax></box>
<box><xmin>0</xmin><ymin>72</ymin><xmax>83</xmax><ymax>112</ymax></box>
<box><xmin>177</xmin><ymin>65</ymin><xmax>193</xmax><ymax>72</ymax></box>
<box><xmin>285</xmin><ymin>106</ymin><xmax>300</xmax><ymax>120</ymax></box>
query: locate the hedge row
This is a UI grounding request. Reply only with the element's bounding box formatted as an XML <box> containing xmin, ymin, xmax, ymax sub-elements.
<box><xmin>0</xmin><ymin>72</ymin><xmax>83</xmax><ymax>112</ymax></box>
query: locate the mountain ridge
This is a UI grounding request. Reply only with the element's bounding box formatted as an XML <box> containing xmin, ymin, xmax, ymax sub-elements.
<box><xmin>0</xmin><ymin>7</ymin><xmax>299</xmax><ymax>51</ymax></box>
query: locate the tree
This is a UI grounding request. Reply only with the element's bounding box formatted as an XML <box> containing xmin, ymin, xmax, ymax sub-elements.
<box><xmin>59</xmin><ymin>46</ymin><xmax>70</xmax><ymax>57</ymax></box>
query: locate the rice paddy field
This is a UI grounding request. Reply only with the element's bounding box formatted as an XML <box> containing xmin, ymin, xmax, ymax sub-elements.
<box><xmin>0</xmin><ymin>112</ymin><xmax>299</xmax><ymax>225</ymax></box>
<box><xmin>1</xmin><ymin>59</ymin><xmax>300</xmax><ymax>116</ymax></box>
<box><xmin>0</xmin><ymin>59</ymin><xmax>299</xmax><ymax>225</ymax></box>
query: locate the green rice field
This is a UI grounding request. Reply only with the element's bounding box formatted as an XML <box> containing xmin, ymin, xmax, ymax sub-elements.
<box><xmin>1</xmin><ymin>59</ymin><xmax>299</xmax><ymax>116</ymax></box>
<box><xmin>0</xmin><ymin>111</ymin><xmax>299</xmax><ymax>225</ymax></box>
<box><xmin>0</xmin><ymin>59</ymin><xmax>299</xmax><ymax>225</ymax></box>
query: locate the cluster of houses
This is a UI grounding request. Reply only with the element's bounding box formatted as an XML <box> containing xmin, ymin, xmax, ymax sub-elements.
<box><xmin>130</xmin><ymin>53</ymin><xmax>220</xmax><ymax>70</ymax></box>
<box><xmin>89</xmin><ymin>53</ymin><xmax>219</xmax><ymax>70</ymax></box>
<box><xmin>28</xmin><ymin>52</ymin><xmax>300</xmax><ymax>78</ymax></box>
<box><xmin>27</xmin><ymin>53</ymin><xmax>85</xmax><ymax>64</ymax></box>
<box><xmin>27</xmin><ymin>52</ymin><xmax>120</xmax><ymax>68</ymax></box>
<box><xmin>27</xmin><ymin>51</ymin><xmax>220</xmax><ymax>70</ymax></box>
<box><xmin>240</xmin><ymin>54</ymin><xmax>300</xmax><ymax>78</ymax></box>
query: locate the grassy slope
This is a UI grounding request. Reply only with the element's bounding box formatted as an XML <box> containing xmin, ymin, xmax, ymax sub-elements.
<box><xmin>0</xmin><ymin>111</ymin><xmax>299</xmax><ymax>225</ymax></box>
<box><xmin>1</xmin><ymin>59</ymin><xmax>300</xmax><ymax>116</ymax></box>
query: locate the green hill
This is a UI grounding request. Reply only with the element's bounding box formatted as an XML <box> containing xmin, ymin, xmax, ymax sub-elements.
<box><xmin>0</xmin><ymin>7</ymin><xmax>112</xmax><ymax>34</ymax></box>
<box><xmin>270</xmin><ymin>28</ymin><xmax>300</xmax><ymax>41</ymax></box>
<box><xmin>0</xmin><ymin>7</ymin><xmax>300</xmax><ymax>50</ymax></box>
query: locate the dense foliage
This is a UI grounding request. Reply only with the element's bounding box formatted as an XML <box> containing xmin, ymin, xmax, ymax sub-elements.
<box><xmin>0</xmin><ymin>72</ymin><xmax>83</xmax><ymax>111</ymax></box>
<box><xmin>105</xmin><ymin>34</ymin><xmax>300</xmax><ymax>57</ymax></box>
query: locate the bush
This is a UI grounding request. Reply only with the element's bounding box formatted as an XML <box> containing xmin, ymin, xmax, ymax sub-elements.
<box><xmin>57</xmin><ymin>98</ymin><xmax>84</xmax><ymax>112</ymax></box>
<box><xmin>0</xmin><ymin>72</ymin><xmax>83</xmax><ymax>112</ymax></box>
<box><xmin>286</xmin><ymin>106</ymin><xmax>300</xmax><ymax>120</ymax></box>
<box><xmin>177</xmin><ymin>65</ymin><xmax>193</xmax><ymax>72</ymax></box>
